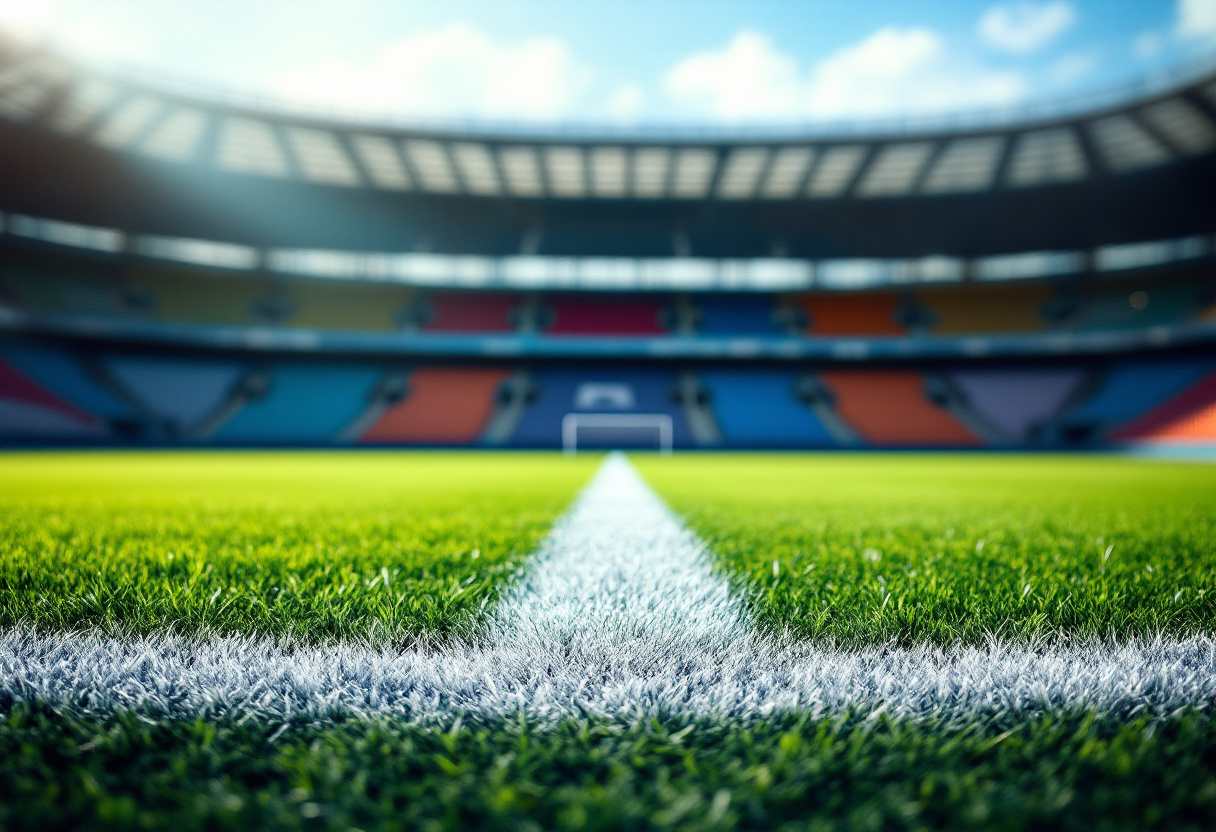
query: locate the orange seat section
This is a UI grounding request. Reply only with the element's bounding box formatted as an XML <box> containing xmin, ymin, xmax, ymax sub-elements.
<box><xmin>919</xmin><ymin>284</ymin><xmax>1051</xmax><ymax>334</ymax></box>
<box><xmin>1110</xmin><ymin>371</ymin><xmax>1216</xmax><ymax>442</ymax></box>
<box><xmin>818</xmin><ymin>370</ymin><xmax>979</xmax><ymax>446</ymax></box>
<box><xmin>361</xmin><ymin>368</ymin><xmax>510</xmax><ymax>444</ymax></box>
<box><xmin>796</xmin><ymin>292</ymin><xmax>904</xmax><ymax>336</ymax></box>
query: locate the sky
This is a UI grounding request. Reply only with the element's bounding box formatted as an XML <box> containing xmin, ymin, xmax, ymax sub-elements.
<box><xmin>1</xmin><ymin>0</ymin><xmax>1214</xmax><ymax>126</ymax></box>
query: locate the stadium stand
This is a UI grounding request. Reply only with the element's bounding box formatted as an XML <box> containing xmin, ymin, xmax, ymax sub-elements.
<box><xmin>1</xmin><ymin>250</ymin><xmax>126</xmax><ymax>317</ymax></box>
<box><xmin>0</xmin><ymin>39</ymin><xmax>1214</xmax><ymax>451</ymax></box>
<box><xmin>360</xmin><ymin>367</ymin><xmax>510</xmax><ymax>444</ymax></box>
<box><xmin>693</xmin><ymin>296</ymin><xmax>788</xmax><ymax>336</ymax></box>
<box><xmin>510</xmin><ymin>369</ymin><xmax>690</xmax><ymax>447</ymax></box>
<box><xmin>949</xmin><ymin>369</ymin><xmax>1084</xmax><ymax>442</ymax></box>
<box><xmin>1110</xmin><ymin>370</ymin><xmax>1216</xmax><ymax>442</ymax></box>
<box><xmin>417</xmin><ymin>292</ymin><xmax>519</xmax><ymax>333</ymax></box>
<box><xmin>125</xmin><ymin>267</ymin><xmax>276</xmax><ymax>326</ymax></box>
<box><xmin>920</xmin><ymin>284</ymin><xmax>1053</xmax><ymax>335</ymax></box>
<box><xmin>104</xmin><ymin>357</ymin><xmax>246</xmax><ymax>438</ymax></box>
<box><xmin>1056</xmin><ymin>357</ymin><xmax>1215</xmax><ymax>439</ymax></box>
<box><xmin>543</xmin><ymin>296</ymin><xmax>668</xmax><ymax>336</ymax></box>
<box><xmin>1074</xmin><ymin>278</ymin><xmax>1205</xmax><ymax>331</ymax></box>
<box><xmin>0</xmin><ymin>342</ymin><xmax>137</xmax><ymax>423</ymax></box>
<box><xmin>795</xmin><ymin>292</ymin><xmax>907</xmax><ymax>337</ymax></box>
<box><xmin>818</xmin><ymin>370</ymin><xmax>979</xmax><ymax>446</ymax></box>
<box><xmin>700</xmin><ymin>370</ymin><xmax>837</xmax><ymax>447</ymax></box>
<box><xmin>285</xmin><ymin>280</ymin><xmax>416</xmax><ymax>332</ymax></box>
<box><xmin>0</xmin><ymin>356</ymin><xmax>101</xmax><ymax>437</ymax></box>
<box><xmin>210</xmin><ymin>364</ymin><xmax>383</xmax><ymax>444</ymax></box>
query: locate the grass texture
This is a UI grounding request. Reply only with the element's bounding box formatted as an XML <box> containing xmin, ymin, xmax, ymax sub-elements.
<box><xmin>637</xmin><ymin>454</ymin><xmax>1216</xmax><ymax>647</ymax></box>
<box><xmin>0</xmin><ymin>452</ymin><xmax>597</xmax><ymax>644</ymax></box>
<box><xmin>3</xmin><ymin>705</ymin><xmax>1215</xmax><ymax>832</ymax></box>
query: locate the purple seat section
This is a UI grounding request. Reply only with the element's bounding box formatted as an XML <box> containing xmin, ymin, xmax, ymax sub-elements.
<box><xmin>951</xmin><ymin>370</ymin><xmax>1084</xmax><ymax>441</ymax></box>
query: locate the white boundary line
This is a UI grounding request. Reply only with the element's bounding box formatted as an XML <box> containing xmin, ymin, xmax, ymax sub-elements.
<box><xmin>3</xmin><ymin>454</ymin><xmax>1215</xmax><ymax>724</ymax></box>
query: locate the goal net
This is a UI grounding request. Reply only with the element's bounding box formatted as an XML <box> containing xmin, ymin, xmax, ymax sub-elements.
<box><xmin>561</xmin><ymin>413</ymin><xmax>673</xmax><ymax>456</ymax></box>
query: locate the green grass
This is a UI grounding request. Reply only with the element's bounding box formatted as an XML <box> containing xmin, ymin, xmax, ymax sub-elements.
<box><xmin>3</xmin><ymin>706</ymin><xmax>1214</xmax><ymax>832</ymax></box>
<box><xmin>0</xmin><ymin>452</ymin><xmax>597</xmax><ymax>644</ymax></box>
<box><xmin>4</xmin><ymin>451</ymin><xmax>1216</xmax><ymax>830</ymax></box>
<box><xmin>637</xmin><ymin>454</ymin><xmax>1216</xmax><ymax>647</ymax></box>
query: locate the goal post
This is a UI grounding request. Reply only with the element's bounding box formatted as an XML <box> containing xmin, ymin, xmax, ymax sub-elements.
<box><xmin>562</xmin><ymin>413</ymin><xmax>673</xmax><ymax>456</ymax></box>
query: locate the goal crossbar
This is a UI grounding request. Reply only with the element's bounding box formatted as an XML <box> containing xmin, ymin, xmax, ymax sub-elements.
<box><xmin>562</xmin><ymin>413</ymin><xmax>673</xmax><ymax>456</ymax></box>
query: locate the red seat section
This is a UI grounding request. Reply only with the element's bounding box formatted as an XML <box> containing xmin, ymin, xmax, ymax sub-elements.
<box><xmin>421</xmin><ymin>293</ymin><xmax>518</xmax><ymax>333</ymax></box>
<box><xmin>546</xmin><ymin>297</ymin><xmax>666</xmax><ymax>336</ymax></box>
<box><xmin>0</xmin><ymin>359</ymin><xmax>100</xmax><ymax>435</ymax></box>
<box><xmin>796</xmin><ymin>292</ymin><xmax>905</xmax><ymax>336</ymax></box>
<box><xmin>818</xmin><ymin>370</ymin><xmax>979</xmax><ymax>446</ymax></box>
<box><xmin>1110</xmin><ymin>371</ymin><xmax>1216</xmax><ymax>442</ymax></box>
<box><xmin>361</xmin><ymin>368</ymin><xmax>510</xmax><ymax>444</ymax></box>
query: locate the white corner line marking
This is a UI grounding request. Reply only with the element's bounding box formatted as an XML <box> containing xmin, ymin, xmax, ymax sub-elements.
<box><xmin>3</xmin><ymin>453</ymin><xmax>1215</xmax><ymax>724</ymax></box>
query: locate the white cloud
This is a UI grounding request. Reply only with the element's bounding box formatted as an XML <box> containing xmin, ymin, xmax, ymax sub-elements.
<box><xmin>663</xmin><ymin>28</ymin><xmax>1026</xmax><ymax>122</ymax></box>
<box><xmin>663</xmin><ymin>31</ymin><xmax>801</xmax><ymax>120</ymax></box>
<box><xmin>978</xmin><ymin>2</ymin><xmax>1078</xmax><ymax>53</ymax></box>
<box><xmin>272</xmin><ymin>23</ymin><xmax>590</xmax><ymax>120</ymax></box>
<box><xmin>1177</xmin><ymin>0</ymin><xmax>1216</xmax><ymax>39</ymax></box>
<box><xmin>0</xmin><ymin>0</ymin><xmax>153</xmax><ymax>65</ymax></box>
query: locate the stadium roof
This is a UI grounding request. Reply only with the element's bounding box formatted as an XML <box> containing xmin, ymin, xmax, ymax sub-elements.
<box><xmin>2</xmin><ymin>33</ymin><xmax>1215</xmax><ymax>269</ymax></box>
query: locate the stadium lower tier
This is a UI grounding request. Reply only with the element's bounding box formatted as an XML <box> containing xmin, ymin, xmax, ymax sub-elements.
<box><xmin>2</xmin><ymin>337</ymin><xmax>1214</xmax><ymax>449</ymax></box>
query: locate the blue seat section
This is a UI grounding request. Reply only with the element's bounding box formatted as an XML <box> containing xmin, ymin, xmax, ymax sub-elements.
<box><xmin>106</xmin><ymin>357</ymin><xmax>245</xmax><ymax>434</ymax></box>
<box><xmin>701</xmin><ymin>371</ymin><xmax>836</xmax><ymax>447</ymax></box>
<box><xmin>696</xmin><ymin>296</ymin><xmax>786</xmax><ymax>336</ymax></box>
<box><xmin>1067</xmin><ymin>358</ymin><xmax>1215</xmax><ymax>428</ymax></box>
<box><xmin>0</xmin><ymin>343</ymin><xmax>135</xmax><ymax>420</ymax></box>
<box><xmin>510</xmin><ymin>369</ymin><xmax>690</xmax><ymax>448</ymax></box>
<box><xmin>211</xmin><ymin>364</ymin><xmax>381</xmax><ymax>444</ymax></box>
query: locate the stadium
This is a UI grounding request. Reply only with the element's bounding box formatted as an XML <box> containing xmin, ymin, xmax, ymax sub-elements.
<box><xmin>1</xmin><ymin>4</ymin><xmax>1216</xmax><ymax>829</ymax></box>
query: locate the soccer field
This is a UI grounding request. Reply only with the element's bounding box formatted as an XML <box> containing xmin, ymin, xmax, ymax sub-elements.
<box><xmin>2</xmin><ymin>452</ymin><xmax>1215</xmax><ymax>830</ymax></box>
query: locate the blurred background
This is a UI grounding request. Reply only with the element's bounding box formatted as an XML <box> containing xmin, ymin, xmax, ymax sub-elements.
<box><xmin>0</xmin><ymin>0</ymin><xmax>1213</xmax><ymax>452</ymax></box>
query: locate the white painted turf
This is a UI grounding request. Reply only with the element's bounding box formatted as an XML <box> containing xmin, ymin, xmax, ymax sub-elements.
<box><xmin>3</xmin><ymin>454</ymin><xmax>1215</xmax><ymax>724</ymax></box>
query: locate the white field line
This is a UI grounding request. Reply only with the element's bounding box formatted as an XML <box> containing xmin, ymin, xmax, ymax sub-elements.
<box><xmin>2</xmin><ymin>453</ymin><xmax>1215</xmax><ymax>724</ymax></box>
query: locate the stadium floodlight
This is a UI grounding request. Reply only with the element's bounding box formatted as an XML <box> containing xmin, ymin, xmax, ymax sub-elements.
<box><xmin>760</xmin><ymin>147</ymin><xmax>815</xmax><ymax>198</ymax></box>
<box><xmin>805</xmin><ymin>145</ymin><xmax>866</xmax><ymax>197</ymax></box>
<box><xmin>93</xmin><ymin>96</ymin><xmax>164</xmax><ymax>150</ymax></box>
<box><xmin>140</xmin><ymin>108</ymin><xmax>207</xmax><ymax>162</ymax></box>
<box><xmin>50</xmin><ymin>78</ymin><xmax>120</xmax><ymax>134</ymax></box>
<box><xmin>716</xmin><ymin>147</ymin><xmax>770</xmax><ymax>199</ymax></box>
<box><xmin>856</xmin><ymin>142</ymin><xmax>934</xmax><ymax>198</ymax></box>
<box><xmin>561</xmin><ymin>413</ymin><xmax>673</xmax><ymax>456</ymax></box>
<box><xmin>1089</xmin><ymin>115</ymin><xmax>1170</xmax><ymax>172</ymax></box>
<box><xmin>1140</xmin><ymin>99</ymin><xmax>1216</xmax><ymax>156</ymax></box>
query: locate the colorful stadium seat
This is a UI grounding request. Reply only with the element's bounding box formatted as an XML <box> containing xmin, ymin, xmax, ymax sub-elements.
<box><xmin>419</xmin><ymin>293</ymin><xmax>519</xmax><ymax>333</ymax></box>
<box><xmin>360</xmin><ymin>367</ymin><xmax>510</xmax><ymax>444</ymax></box>
<box><xmin>1062</xmin><ymin>358</ymin><xmax>1214</xmax><ymax>435</ymax></box>
<box><xmin>950</xmin><ymin>369</ymin><xmax>1084</xmax><ymax>441</ymax></box>
<box><xmin>0</xmin><ymin>343</ymin><xmax>136</xmax><ymax>422</ymax></box>
<box><xmin>0</xmin><ymin>358</ymin><xmax>102</xmax><ymax>437</ymax></box>
<box><xmin>700</xmin><ymin>371</ymin><xmax>837</xmax><ymax>447</ymax></box>
<box><xmin>795</xmin><ymin>292</ymin><xmax>906</xmax><ymax>336</ymax></box>
<box><xmin>1110</xmin><ymin>370</ymin><xmax>1216</xmax><ymax>442</ymax></box>
<box><xmin>105</xmin><ymin>357</ymin><xmax>247</xmax><ymax>438</ymax></box>
<box><xmin>694</xmin><ymin>296</ymin><xmax>788</xmax><ymax>336</ymax></box>
<box><xmin>286</xmin><ymin>281</ymin><xmax>416</xmax><ymax>332</ymax></box>
<box><xmin>544</xmin><ymin>297</ymin><xmax>667</xmax><ymax>336</ymax></box>
<box><xmin>125</xmin><ymin>267</ymin><xmax>274</xmax><ymax>326</ymax></box>
<box><xmin>210</xmin><ymin>364</ymin><xmax>382</xmax><ymax>444</ymax></box>
<box><xmin>919</xmin><ymin>284</ymin><xmax>1053</xmax><ymax>335</ymax></box>
<box><xmin>818</xmin><ymin>370</ymin><xmax>979</xmax><ymax>446</ymax></box>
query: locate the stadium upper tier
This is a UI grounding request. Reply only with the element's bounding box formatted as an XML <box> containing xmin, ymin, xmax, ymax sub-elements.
<box><xmin>1</xmin><ymin>36</ymin><xmax>1216</xmax><ymax>265</ymax></box>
